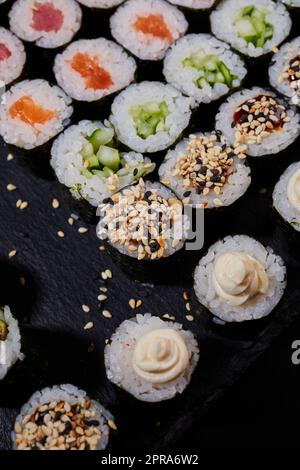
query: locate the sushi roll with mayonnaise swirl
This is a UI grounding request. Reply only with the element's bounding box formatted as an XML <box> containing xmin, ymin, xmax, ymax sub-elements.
<box><xmin>210</xmin><ymin>0</ymin><xmax>292</xmax><ymax>58</ymax></box>
<box><xmin>215</xmin><ymin>87</ymin><xmax>300</xmax><ymax>157</ymax></box>
<box><xmin>273</xmin><ymin>162</ymin><xmax>300</xmax><ymax>232</ymax></box>
<box><xmin>0</xmin><ymin>27</ymin><xmax>26</xmax><ymax>86</ymax></box>
<box><xmin>105</xmin><ymin>314</ymin><xmax>199</xmax><ymax>402</ymax></box>
<box><xmin>0</xmin><ymin>306</ymin><xmax>24</xmax><ymax>380</ymax></box>
<box><xmin>194</xmin><ymin>235</ymin><xmax>287</xmax><ymax>323</ymax></box>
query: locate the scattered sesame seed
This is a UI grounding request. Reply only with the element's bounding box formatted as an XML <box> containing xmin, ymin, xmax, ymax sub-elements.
<box><xmin>102</xmin><ymin>310</ymin><xmax>112</xmax><ymax>319</ymax></box>
<box><xmin>129</xmin><ymin>299</ymin><xmax>136</xmax><ymax>309</ymax></box>
<box><xmin>84</xmin><ymin>322</ymin><xmax>94</xmax><ymax>330</ymax></box>
<box><xmin>105</xmin><ymin>339</ymin><xmax>109</xmax><ymax>344</ymax></box>
<box><xmin>20</xmin><ymin>201</ymin><xmax>28</xmax><ymax>210</ymax></box>
<box><xmin>6</xmin><ymin>184</ymin><xmax>16</xmax><ymax>191</ymax></box>
<box><xmin>136</xmin><ymin>300</ymin><xmax>143</xmax><ymax>308</ymax></box>
<box><xmin>99</xmin><ymin>245</ymin><xmax>105</xmax><ymax>252</ymax></box>
<box><xmin>186</xmin><ymin>303</ymin><xmax>191</xmax><ymax>311</ymax></box>
<box><xmin>98</xmin><ymin>295</ymin><xmax>107</xmax><ymax>301</ymax></box>
<box><xmin>52</xmin><ymin>199</ymin><xmax>60</xmax><ymax>209</ymax></box>
<box><xmin>7</xmin><ymin>154</ymin><xmax>14</xmax><ymax>161</ymax></box>
<box><xmin>162</xmin><ymin>314</ymin><xmax>176</xmax><ymax>321</ymax></box>
<box><xmin>272</xmin><ymin>46</ymin><xmax>279</xmax><ymax>53</ymax></box>
<box><xmin>8</xmin><ymin>250</ymin><xmax>17</xmax><ymax>258</ymax></box>
<box><xmin>78</xmin><ymin>227</ymin><xmax>88</xmax><ymax>234</ymax></box>
<box><xmin>68</xmin><ymin>217</ymin><xmax>74</xmax><ymax>226</ymax></box>
<box><xmin>108</xmin><ymin>420</ymin><xmax>117</xmax><ymax>431</ymax></box>
<box><xmin>57</xmin><ymin>231</ymin><xmax>65</xmax><ymax>238</ymax></box>
<box><xmin>183</xmin><ymin>292</ymin><xmax>190</xmax><ymax>301</ymax></box>
<box><xmin>105</xmin><ymin>269</ymin><xmax>112</xmax><ymax>279</ymax></box>
<box><xmin>82</xmin><ymin>305</ymin><xmax>90</xmax><ymax>313</ymax></box>
<box><xmin>185</xmin><ymin>315</ymin><xmax>194</xmax><ymax>322</ymax></box>
<box><xmin>99</xmin><ymin>287</ymin><xmax>107</xmax><ymax>293</ymax></box>
<box><xmin>16</xmin><ymin>199</ymin><xmax>22</xmax><ymax>208</ymax></box>
<box><xmin>101</xmin><ymin>271</ymin><xmax>107</xmax><ymax>280</ymax></box>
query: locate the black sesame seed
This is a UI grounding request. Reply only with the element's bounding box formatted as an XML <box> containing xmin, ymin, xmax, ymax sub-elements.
<box><xmin>54</xmin><ymin>412</ymin><xmax>62</xmax><ymax>422</ymax></box>
<box><xmin>231</xmin><ymin>122</ymin><xmax>235</xmax><ymax>128</ymax></box>
<box><xmin>36</xmin><ymin>413</ymin><xmax>46</xmax><ymax>426</ymax></box>
<box><xmin>183</xmin><ymin>191</ymin><xmax>191</xmax><ymax>197</ymax></box>
<box><xmin>149</xmin><ymin>240</ymin><xmax>160</xmax><ymax>253</ymax></box>
<box><xmin>62</xmin><ymin>421</ymin><xmax>73</xmax><ymax>435</ymax></box>
<box><xmin>84</xmin><ymin>420</ymin><xmax>100</xmax><ymax>427</ymax></box>
<box><xmin>199</xmin><ymin>165</ymin><xmax>208</xmax><ymax>176</ymax></box>
<box><xmin>211</xmin><ymin>175</ymin><xmax>221</xmax><ymax>183</ymax></box>
<box><xmin>102</xmin><ymin>197</ymin><xmax>113</xmax><ymax>205</ymax></box>
<box><xmin>144</xmin><ymin>191</ymin><xmax>152</xmax><ymax>200</ymax></box>
<box><xmin>216</xmin><ymin>129</ymin><xmax>223</xmax><ymax>135</ymax></box>
<box><xmin>133</xmin><ymin>168</ymin><xmax>138</xmax><ymax>176</ymax></box>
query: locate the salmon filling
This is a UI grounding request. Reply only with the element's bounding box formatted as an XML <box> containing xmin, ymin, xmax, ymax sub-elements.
<box><xmin>31</xmin><ymin>2</ymin><xmax>64</xmax><ymax>33</ymax></box>
<box><xmin>69</xmin><ymin>53</ymin><xmax>114</xmax><ymax>90</ymax></box>
<box><xmin>134</xmin><ymin>14</ymin><xmax>173</xmax><ymax>42</ymax></box>
<box><xmin>0</xmin><ymin>43</ymin><xmax>11</xmax><ymax>61</ymax></box>
<box><xmin>9</xmin><ymin>96</ymin><xmax>56</xmax><ymax>127</ymax></box>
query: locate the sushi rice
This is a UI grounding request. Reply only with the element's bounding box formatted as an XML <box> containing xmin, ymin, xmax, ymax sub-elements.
<box><xmin>167</xmin><ymin>0</ymin><xmax>216</xmax><ymax>9</ymax></box>
<box><xmin>104</xmin><ymin>314</ymin><xmax>199</xmax><ymax>402</ymax></box>
<box><xmin>110</xmin><ymin>81</ymin><xmax>192</xmax><ymax>153</ymax></box>
<box><xmin>0</xmin><ymin>27</ymin><xmax>26</xmax><ymax>86</ymax></box>
<box><xmin>0</xmin><ymin>306</ymin><xmax>24</xmax><ymax>381</ymax></box>
<box><xmin>9</xmin><ymin>0</ymin><xmax>82</xmax><ymax>49</ymax></box>
<box><xmin>273</xmin><ymin>161</ymin><xmax>300</xmax><ymax>231</ymax></box>
<box><xmin>210</xmin><ymin>0</ymin><xmax>292</xmax><ymax>58</ymax></box>
<box><xmin>194</xmin><ymin>235</ymin><xmax>287</xmax><ymax>322</ymax></box>
<box><xmin>77</xmin><ymin>0</ymin><xmax>125</xmax><ymax>7</ymax></box>
<box><xmin>110</xmin><ymin>0</ymin><xmax>188</xmax><ymax>61</ymax></box>
<box><xmin>215</xmin><ymin>87</ymin><xmax>300</xmax><ymax>157</ymax></box>
<box><xmin>51</xmin><ymin>120</ymin><xmax>155</xmax><ymax>207</ymax></box>
<box><xmin>12</xmin><ymin>384</ymin><xmax>113</xmax><ymax>450</ymax></box>
<box><xmin>163</xmin><ymin>33</ymin><xmax>247</xmax><ymax>106</ymax></box>
<box><xmin>0</xmin><ymin>79</ymin><xmax>73</xmax><ymax>150</ymax></box>
<box><xmin>54</xmin><ymin>38</ymin><xmax>136</xmax><ymax>103</ymax></box>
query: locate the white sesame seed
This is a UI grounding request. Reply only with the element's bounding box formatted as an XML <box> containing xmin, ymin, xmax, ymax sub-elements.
<box><xmin>57</xmin><ymin>231</ymin><xmax>65</xmax><ymax>238</ymax></box>
<box><xmin>84</xmin><ymin>322</ymin><xmax>94</xmax><ymax>330</ymax></box>
<box><xmin>129</xmin><ymin>299</ymin><xmax>136</xmax><ymax>309</ymax></box>
<box><xmin>52</xmin><ymin>199</ymin><xmax>60</xmax><ymax>209</ymax></box>
<box><xmin>102</xmin><ymin>310</ymin><xmax>112</xmax><ymax>319</ymax></box>
<box><xmin>20</xmin><ymin>201</ymin><xmax>28</xmax><ymax>210</ymax></box>
<box><xmin>136</xmin><ymin>300</ymin><xmax>143</xmax><ymax>308</ymax></box>
<box><xmin>82</xmin><ymin>305</ymin><xmax>90</xmax><ymax>313</ymax></box>
<box><xmin>186</xmin><ymin>303</ymin><xmax>191</xmax><ymax>312</ymax></box>
<box><xmin>6</xmin><ymin>184</ymin><xmax>16</xmax><ymax>191</ymax></box>
<box><xmin>105</xmin><ymin>269</ymin><xmax>112</xmax><ymax>279</ymax></box>
<box><xmin>78</xmin><ymin>227</ymin><xmax>88</xmax><ymax>234</ymax></box>
<box><xmin>16</xmin><ymin>199</ymin><xmax>22</xmax><ymax>208</ymax></box>
<box><xmin>98</xmin><ymin>295</ymin><xmax>107</xmax><ymax>301</ymax></box>
<box><xmin>108</xmin><ymin>420</ymin><xmax>117</xmax><ymax>431</ymax></box>
<box><xmin>186</xmin><ymin>315</ymin><xmax>194</xmax><ymax>322</ymax></box>
<box><xmin>9</xmin><ymin>250</ymin><xmax>17</xmax><ymax>258</ymax></box>
<box><xmin>99</xmin><ymin>287</ymin><xmax>107</xmax><ymax>293</ymax></box>
<box><xmin>68</xmin><ymin>217</ymin><xmax>74</xmax><ymax>226</ymax></box>
<box><xmin>7</xmin><ymin>154</ymin><xmax>14</xmax><ymax>161</ymax></box>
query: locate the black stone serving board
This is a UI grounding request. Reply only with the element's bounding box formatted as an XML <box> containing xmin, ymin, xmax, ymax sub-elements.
<box><xmin>0</xmin><ymin>0</ymin><xmax>300</xmax><ymax>452</ymax></box>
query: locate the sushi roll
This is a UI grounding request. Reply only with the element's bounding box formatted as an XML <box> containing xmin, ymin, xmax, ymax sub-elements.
<box><xmin>0</xmin><ymin>306</ymin><xmax>24</xmax><ymax>380</ymax></box>
<box><xmin>0</xmin><ymin>27</ymin><xmax>26</xmax><ymax>86</ymax></box>
<box><xmin>104</xmin><ymin>314</ymin><xmax>199</xmax><ymax>402</ymax></box>
<box><xmin>110</xmin><ymin>81</ymin><xmax>192</xmax><ymax>154</ymax></box>
<box><xmin>273</xmin><ymin>162</ymin><xmax>300</xmax><ymax>231</ymax></box>
<box><xmin>210</xmin><ymin>0</ymin><xmax>292</xmax><ymax>58</ymax></box>
<box><xmin>9</xmin><ymin>0</ymin><xmax>82</xmax><ymax>49</ymax></box>
<box><xmin>281</xmin><ymin>0</ymin><xmax>300</xmax><ymax>7</ymax></box>
<box><xmin>50</xmin><ymin>120</ymin><xmax>155</xmax><ymax>208</ymax></box>
<box><xmin>159</xmin><ymin>131</ymin><xmax>251</xmax><ymax>209</ymax></box>
<box><xmin>0</xmin><ymin>79</ymin><xmax>73</xmax><ymax>150</ymax></box>
<box><xmin>110</xmin><ymin>0</ymin><xmax>188</xmax><ymax>61</ymax></box>
<box><xmin>53</xmin><ymin>38</ymin><xmax>136</xmax><ymax>103</ymax></box>
<box><xmin>194</xmin><ymin>235</ymin><xmax>287</xmax><ymax>322</ymax></box>
<box><xmin>215</xmin><ymin>87</ymin><xmax>300</xmax><ymax>157</ymax></box>
<box><xmin>163</xmin><ymin>34</ymin><xmax>247</xmax><ymax>106</ymax></box>
<box><xmin>77</xmin><ymin>0</ymin><xmax>125</xmax><ymax>7</ymax></box>
<box><xmin>12</xmin><ymin>384</ymin><xmax>114</xmax><ymax>450</ymax></box>
<box><xmin>167</xmin><ymin>0</ymin><xmax>216</xmax><ymax>9</ymax></box>
<box><xmin>269</xmin><ymin>37</ymin><xmax>300</xmax><ymax>106</ymax></box>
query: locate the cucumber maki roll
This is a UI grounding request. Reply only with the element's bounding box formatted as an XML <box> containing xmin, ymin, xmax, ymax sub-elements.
<box><xmin>269</xmin><ymin>37</ymin><xmax>300</xmax><ymax>106</ymax></box>
<box><xmin>105</xmin><ymin>314</ymin><xmax>199</xmax><ymax>402</ymax></box>
<box><xmin>110</xmin><ymin>81</ymin><xmax>192</xmax><ymax>153</ymax></box>
<box><xmin>194</xmin><ymin>235</ymin><xmax>287</xmax><ymax>322</ymax></box>
<box><xmin>9</xmin><ymin>0</ymin><xmax>82</xmax><ymax>49</ymax></box>
<box><xmin>210</xmin><ymin>0</ymin><xmax>292</xmax><ymax>58</ymax></box>
<box><xmin>110</xmin><ymin>0</ymin><xmax>188</xmax><ymax>61</ymax></box>
<box><xmin>0</xmin><ymin>306</ymin><xmax>24</xmax><ymax>380</ymax></box>
<box><xmin>273</xmin><ymin>162</ymin><xmax>300</xmax><ymax>231</ymax></box>
<box><xmin>77</xmin><ymin>0</ymin><xmax>125</xmax><ymax>8</ymax></box>
<box><xmin>159</xmin><ymin>131</ymin><xmax>251</xmax><ymax>209</ymax></box>
<box><xmin>167</xmin><ymin>0</ymin><xmax>216</xmax><ymax>10</ymax></box>
<box><xmin>0</xmin><ymin>79</ymin><xmax>73</xmax><ymax>150</ymax></box>
<box><xmin>12</xmin><ymin>385</ymin><xmax>114</xmax><ymax>450</ymax></box>
<box><xmin>54</xmin><ymin>38</ymin><xmax>136</xmax><ymax>103</ymax></box>
<box><xmin>50</xmin><ymin>120</ymin><xmax>155</xmax><ymax>208</ymax></box>
<box><xmin>163</xmin><ymin>34</ymin><xmax>247</xmax><ymax>106</ymax></box>
<box><xmin>215</xmin><ymin>87</ymin><xmax>300</xmax><ymax>157</ymax></box>
<box><xmin>0</xmin><ymin>27</ymin><xmax>26</xmax><ymax>86</ymax></box>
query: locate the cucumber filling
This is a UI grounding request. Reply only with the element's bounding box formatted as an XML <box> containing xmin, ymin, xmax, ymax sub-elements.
<box><xmin>234</xmin><ymin>5</ymin><xmax>273</xmax><ymax>48</ymax></box>
<box><xmin>183</xmin><ymin>50</ymin><xmax>237</xmax><ymax>89</ymax></box>
<box><xmin>130</xmin><ymin>101</ymin><xmax>170</xmax><ymax>139</ymax></box>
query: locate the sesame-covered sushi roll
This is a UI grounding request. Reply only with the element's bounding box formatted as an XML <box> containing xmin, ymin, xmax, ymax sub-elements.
<box><xmin>54</xmin><ymin>39</ymin><xmax>136</xmax><ymax>103</ymax></box>
<box><xmin>159</xmin><ymin>132</ymin><xmax>251</xmax><ymax>209</ymax></box>
<box><xmin>215</xmin><ymin>87</ymin><xmax>300</xmax><ymax>157</ymax></box>
<box><xmin>9</xmin><ymin>0</ymin><xmax>82</xmax><ymax>49</ymax></box>
<box><xmin>0</xmin><ymin>79</ymin><xmax>73</xmax><ymax>150</ymax></box>
<box><xmin>194</xmin><ymin>235</ymin><xmax>286</xmax><ymax>322</ymax></box>
<box><xmin>0</xmin><ymin>306</ymin><xmax>24</xmax><ymax>380</ymax></box>
<box><xmin>51</xmin><ymin>120</ymin><xmax>155</xmax><ymax>207</ymax></box>
<box><xmin>163</xmin><ymin>34</ymin><xmax>247</xmax><ymax>106</ymax></box>
<box><xmin>269</xmin><ymin>37</ymin><xmax>300</xmax><ymax>106</ymax></box>
<box><xmin>105</xmin><ymin>314</ymin><xmax>199</xmax><ymax>402</ymax></box>
<box><xmin>0</xmin><ymin>28</ymin><xmax>26</xmax><ymax>86</ymax></box>
<box><xmin>110</xmin><ymin>82</ymin><xmax>191</xmax><ymax>154</ymax></box>
<box><xmin>168</xmin><ymin>0</ymin><xmax>216</xmax><ymax>9</ymax></box>
<box><xmin>77</xmin><ymin>0</ymin><xmax>125</xmax><ymax>8</ymax></box>
<box><xmin>12</xmin><ymin>384</ymin><xmax>114</xmax><ymax>450</ymax></box>
<box><xmin>210</xmin><ymin>0</ymin><xmax>292</xmax><ymax>58</ymax></box>
<box><xmin>273</xmin><ymin>162</ymin><xmax>300</xmax><ymax>231</ymax></box>
<box><xmin>110</xmin><ymin>0</ymin><xmax>188</xmax><ymax>61</ymax></box>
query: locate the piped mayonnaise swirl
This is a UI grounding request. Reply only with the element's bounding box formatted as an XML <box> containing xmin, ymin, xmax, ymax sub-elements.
<box><xmin>287</xmin><ymin>169</ymin><xmax>300</xmax><ymax>212</ymax></box>
<box><xmin>133</xmin><ymin>329</ymin><xmax>189</xmax><ymax>384</ymax></box>
<box><xmin>212</xmin><ymin>252</ymin><xmax>269</xmax><ymax>306</ymax></box>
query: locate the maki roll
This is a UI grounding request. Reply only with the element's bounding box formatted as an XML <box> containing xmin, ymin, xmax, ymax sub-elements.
<box><xmin>110</xmin><ymin>0</ymin><xmax>188</xmax><ymax>61</ymax></box>
<box><xmin>50</xmin><ymin>120</ymin><xmax>155</xmax><ymax>208</ymax></box>
<box><xmin>215</xmin><ymin>87</ymin><xmax>300</xmax><ymax>157</ymax></box>
<box><xmin>273</xmin><ymin>162</ymin><xmax>300</xmax><ymax>231</ymax></box>
<box><xmin>53</xmin><ymin>38</ymin><xmax>137</xmax><ymax>103</ymax></box>
<box><xmin>77</xmin><ymin>0</ymin><xmax>125</xmax><ymax>7</ymax></box>
<box><xmin>12</xmin><ymin>384</ymin><xmax>114</xmax><ymax>450</ymax></box>
<box><xmin>0</xmin><ymin>27</ymin><xmax>26</xmax><ymax>86</ymax></box>
<box><xmin>194</xmin><ymin>235</ymin><xmax>287</xmax><ymax>322</ymax></box>
<box><xmin>9</xmin><ymin>0</ymin><xmax>82</xmax><ymax>49</ymax></box>
<box><xmin>210</xmin><ymin>0</ymin><xmax>292</xmax><ymax>58</ymax></box>
<box><xmin>269</xmin><ymin>37</ymin><xmax>300</xmax><ymax>106</ymax></box>
<box><xmin>110</xmin><ymin>81</ymin><xmax>192</xmax><ymax>153</ymax></box>
<box><xmin>163</xmin><ymin>33</ymin><xmax>247</xmax><ymax>106</ymax></box>
<box><xmin>167</xmin><ymin>0</ymin><xmax>216</xmax><ymax>9</ymax></box>
<box><xmin>104</xmin><ymin>314</ymin><xmax>199</xmax><ymax>402</ymax></box>
<box><xmin>0</xmin><ymin>306</ymin><xmax>24</xmax><ymax>380</ymax></box>
<box><xmin>0</xmin><ymin>79</ymin><xmax>73</xmax><ymax>150</ymax></box>
<box><xmin>159</xmin><ymin>131</ymin><xmax>251</xmax><ymax>209</ymax></box>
